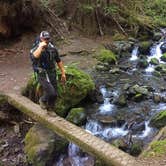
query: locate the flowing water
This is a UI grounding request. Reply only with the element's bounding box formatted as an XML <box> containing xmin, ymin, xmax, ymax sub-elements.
<box><xmin>55</xmin><ymin>39</ymin><xmax>166</xmax><ymax>165</ymax></box>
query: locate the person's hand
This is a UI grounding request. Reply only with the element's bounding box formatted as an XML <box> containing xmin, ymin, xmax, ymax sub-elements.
<box><xmin>39</xmin><ymin>41</ymin><xmax>47</xmax><ymax>50</ymax></box>
<box><xmin>61</xmin><ymin>74</ymin><xmax>66</xmax><ymax>85</ymax></box>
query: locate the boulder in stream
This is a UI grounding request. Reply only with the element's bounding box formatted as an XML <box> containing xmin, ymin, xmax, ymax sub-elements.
<box><xmin>150</xmin><ymin>110</ymin><xmax>166</xmax><ymax>129</ymax></box>
<box><xmin>66</xmin><ymin>107</ymin><xmax>87</xmax><ymax>126</ymax></box>
<box><xmin>138</xmin><ymin>40</ymin><xmax>152</xmax><ymax>55</ymax></box>
<box><xmin>24</xmin><ymin>124</ymin><xmax>68</xmax><ymax>166</ymax></box>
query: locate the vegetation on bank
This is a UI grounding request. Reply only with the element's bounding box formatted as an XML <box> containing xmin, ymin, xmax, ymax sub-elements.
<box><xmin>43</xmin><ymin>0</ymin><xmax>166</xmax><ymax>37</ymax></box>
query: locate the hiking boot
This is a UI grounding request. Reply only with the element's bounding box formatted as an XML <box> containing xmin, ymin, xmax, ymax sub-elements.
<box><xmin>39</xmin><ymin>98</ymin><xmax>47</xmax><ymax>110</ymax></box>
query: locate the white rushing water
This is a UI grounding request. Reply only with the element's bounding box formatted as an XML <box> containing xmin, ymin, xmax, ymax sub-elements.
<box><xmin>145</xmin><ymin>42</ymin><xmax>164</xmax><ymax>73</ymax></box>
<box><xmin>137</xmin><ymin>121</ymin><xmax>153</xmax><ymax>138</ymax></box>
<box><xmin>130</xmin><ymin>46</ymin><xmax>139</xmax><ymax>61</ymax></box>
<box><xmin>99</xmin><ymin>87</ymin><xmax>114</xmax><ymax>113</ymax></box>
<box><xmin>102</xmin><ymin>123</ymin><xmax>129</xmax><ymax>139</ymax></box>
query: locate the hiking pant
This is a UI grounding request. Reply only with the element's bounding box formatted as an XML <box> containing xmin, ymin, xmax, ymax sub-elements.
<box><xmin>37</xmin><ymin>69</ymin><xmax>57</xmax><ymax>108</ymax></box>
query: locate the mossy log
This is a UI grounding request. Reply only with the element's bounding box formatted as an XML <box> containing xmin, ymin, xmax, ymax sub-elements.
<box><xmin>0</xmin><ymin>93</ymin><xmax>141</xmax><ymax>166</ymax></box>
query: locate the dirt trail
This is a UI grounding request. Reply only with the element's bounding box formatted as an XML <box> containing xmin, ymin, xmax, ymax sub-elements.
<box><xmin>0</xmin><ymin>32</ymin><xmax>100</xmax><ymax>94</ymax></box>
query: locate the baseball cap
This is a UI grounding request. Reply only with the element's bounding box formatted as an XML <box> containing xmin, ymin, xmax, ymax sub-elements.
<box><xmin>40</xmin><ymin>31</ymin><xmax>51</xmax><ymax>39</ymax></box>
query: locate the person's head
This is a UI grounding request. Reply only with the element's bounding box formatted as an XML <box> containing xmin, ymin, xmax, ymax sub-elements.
<box><xmin>40</xmin><ymin>31</ymin><xmax>51</xmax><ymax>44</ymax></box>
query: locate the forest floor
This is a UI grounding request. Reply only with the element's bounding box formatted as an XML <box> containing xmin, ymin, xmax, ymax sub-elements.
<box><xmin>0</xmin><ymin>31</ymin><xmax>166</xmax><ymax>166</ymax></box>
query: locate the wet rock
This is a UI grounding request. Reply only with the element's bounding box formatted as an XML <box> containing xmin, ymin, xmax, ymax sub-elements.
<box><xmin>155</xmin><ymin>64</ymin><xmax>166</xmax><ymax>74</ymax></box>
<box><xmin>112</xmin><ymin>138</ymin><xmax>128</xmax><ymax>151</ymax></box>
<box><xmin>152</xmin><ymin>70</ymin><xmax>161</xmax><ymax>77</ymax></box>
<box><xmin>95</xmin><ymin>64</ymin><xmax>109</xmax><ymax>71</ymax></box>
<box><xmin>132</xmin><ymin>93</ymin><xmax>144</xmax><ymax>102</ymax></box>
<box><xmin>109</xmin><ymin>68</ymin><xmax>121</xmax><ymax>74</ymax></box>
<box><xmin>160</xmin><ymin>53</ymin><xmax>166</xmax><ymax>62</ymax></box>
<box><xmin>86</xmin><ymin>88</ymin><xmax>104</xmax><ymax>104</ymax></box>
<box><xmin>150</xmin><ymin>110</ymin><xmax>166</xmax><ymax>129</ymax></box>
<box><xmin>130</xmin><ymin>122</ymin><xmax>145</xmax><ymax>135</ymax></box>
<box><xmin>128</xmin><ymin>84</ymin><xmax>148</xmax><ymax>98</ymax></box>
<box><xmin>137</xmin><ymin>58</ymin><xmax>149</xmax><ymax>68</ymax></box>
<box><xmin>111</xmin><ymin>40</ymin><xmax>133</xmax><ymax>54</ymax></box>
<box><xmin>66</xmin><ymin>108</ymin><xmax>87</xmax><ymax>126</ymax></box>
<box><xmin>150</xmin><ymin>58</ymin><xmax>159</xmax><ymax>65</ymax></box>
<box><xmin>153</xmin><ymin>32</ymin><xmax>162</xmax><ymax>41</ymax></box>
<box><xmin>24</xmin><ymin>124</ymin><xmax>68</xmax><ymax>166</ymax></box>
<box><xmin>114</xmin><ymin>94</ymin><xmax>127</xmax><ymax>106</ymax></box>
<box><xmin>96</xmin><ymin>115</ymin><xmax>116</xmax><ymax>124</ymax></box>
<box><xmin>138</xmin><ymin>41</ymin><xmax>152</xmax><ymax>55</ymax></box>
<box><xmin>153</xmin><ymin>94</ymin><xmax>162</xmax><ymax>103</ymax></box>
<box><xmin>160</xmin><ymin>42</ymin><xmax>166</xmax><ymax>54</ymax></box>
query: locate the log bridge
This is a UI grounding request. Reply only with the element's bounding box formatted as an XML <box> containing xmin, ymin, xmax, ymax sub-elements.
<box><xmin>0</xmin><ymin>93</ymin><xmax>142</xmax><ymax>166</ymax></box>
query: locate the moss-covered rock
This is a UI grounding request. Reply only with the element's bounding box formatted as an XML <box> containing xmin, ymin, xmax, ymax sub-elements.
<box><xmin>137</xmin><ymin>58</ymin><xmax>149</xmax><ymax>68</ymax></box>
<box><xmin>22</xmin><ymin>66</ymin><xmax>95</xmax><ymax>117</ymax></box>
<box><xmin>139</xmin><ymin>41</ymin><xmax>152</xmax><ymax>55</ymax></box>
<box><xmin>66</xmin><ymin>107</ymin><xmax>87</xmax><ymax>126</ymax></box>
<box><xmin>24</xmin><ymin>124</ymin><xmax>68</xmax><ymax>166</ymax></box>
<box><xmin>155</xmin><ymin>64</ymin><xmax>166</xmax><ymax>74</ymax></box>
<box><xmin>97</xmin><ymin>49</ymin><xmax>117</xmax><ymax>64</ymax></box>
<box><xmin>150</xmin><ymin>110</ymin><xmax>166</xmax><ymax>129</ymax></box>
<box><xmin>150</xmin><ymin>58</ymin><xmax>159</xmax><ymax>65</ymax></box>
<box><xmin>160</xmin><ymin>53</ymin><xmax>166</xmax><ymax>62</ymax></box>
<box><xmin>114</xmin><ymin>94</ymin><xmax>127</xmax><ymax>106</ymax></box>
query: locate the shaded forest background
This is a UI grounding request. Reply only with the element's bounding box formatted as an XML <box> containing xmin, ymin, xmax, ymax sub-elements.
<box><xmin>0</xmin><ymin>0</ymin><xmax>166</xmax><ymax>39</ymax></box>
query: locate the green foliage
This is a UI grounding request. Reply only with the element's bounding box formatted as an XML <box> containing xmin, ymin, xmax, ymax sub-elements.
<box><xmin>143</xmin><ymin>139</ymin><xmax>166</xmax><ymax>157</ymax></box>
<box><xmin>104</xmin><ymin>4</ymin><xmax>119</xmax><ymax>15</ymax></box>
<box><xmin>144</xmin><ymin>0</ymin><xmax>166</xmax><ymax>26</ymax></box>
<box><xmin>97</xmin><ymin>49</ymin><xmax>117</xmax><ymax>64</ymax></box>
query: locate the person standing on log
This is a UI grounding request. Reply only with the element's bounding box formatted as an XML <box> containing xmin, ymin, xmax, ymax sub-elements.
<box><xmin>30</xmin><ymin>31</ymin><xmax>66</xmax><ymax>111</ymax></box>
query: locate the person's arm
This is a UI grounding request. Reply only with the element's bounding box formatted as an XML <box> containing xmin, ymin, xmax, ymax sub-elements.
<box><xmin>33</xmin><ymin>41</ymin><xmax>47</xmax><ymax>58</ymax></box>
<box><xmin>57</xmin><ymin>61</ymin><xmax>66</xmax><ymax>84</ymax></box>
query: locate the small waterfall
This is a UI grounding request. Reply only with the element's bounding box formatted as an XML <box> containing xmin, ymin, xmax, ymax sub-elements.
<box><xmin>102</xmin><ymin>123</ymin><xmax>129</xmax><ymax>140</ymax></box>
<box><xmin>130</xmin><ymin>46</ymin><xmax>139</xmax><ymax>61</ymax></box>
<box><xmin>99</xmin><ymin>86</ymin><xmax>114</xmax><ymax>113</ymax></box>
<box><xmin>85</xmin><ymin>119</ymin><xmax>102</xmax><ymax>135</ymax></box>
<box><xmin>145</xmin><ymin>42</ymin><xmax>164</xmax><ymax>73</ymax></box>
<box><xmin>138</xmin><ymin>121</ymin><xmax>153</xmax><ymax>138</ymax></box>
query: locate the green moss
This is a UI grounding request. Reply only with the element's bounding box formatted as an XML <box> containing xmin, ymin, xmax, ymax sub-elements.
<box><xmin>24</xmin><ymin>124</ymin><xmax>68</xmax><ymax>166</ymax></box>
<box><xmin>66</xmin><ymin>107</ymin><xmax>86</xmax><ymax>126</ymax></box>
<box><xmin>97</xmin><ymin>49</ymin><xmax>117</xmax><ymax>64</ymax></box>
<box><xmin>150</xmin><ymin>58</ymin><xmax>159</xmax><ymax>65</ymax></box>
<box><xmin>160</xmin><ymin>53</ymin><xmax>166</xmax><ymax>62</ymax></box>
<box><xmin>130</xmin><ymin>143</ymin><xmax>142</xmax><ymax>156</ymax></box>
<box><xmin>150</xmin><ymin>110</ymin><xmax>166</xmax><ymax>129</ymax></box>
<box><xmin>23</xmin><ymin>65</ymin><xmax>95</xmax><ymax>117</ymax></box>
<box><xmin>143</xmin><ymin>139</ymin><xmax>166</xmax><ymax>157</ymax></box>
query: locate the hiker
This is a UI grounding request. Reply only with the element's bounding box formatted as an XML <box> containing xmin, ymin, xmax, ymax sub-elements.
<box><xmin>30</xmin><ymin>31</ymin><xmax>66</xmax><ymax>111</ymax></box>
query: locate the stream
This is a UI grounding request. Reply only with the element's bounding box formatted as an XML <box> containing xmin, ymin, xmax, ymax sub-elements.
<box><xmin>55</xmin><ymin>38</ymin><xmax>166</xmax><ymax>165</ymax></box>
